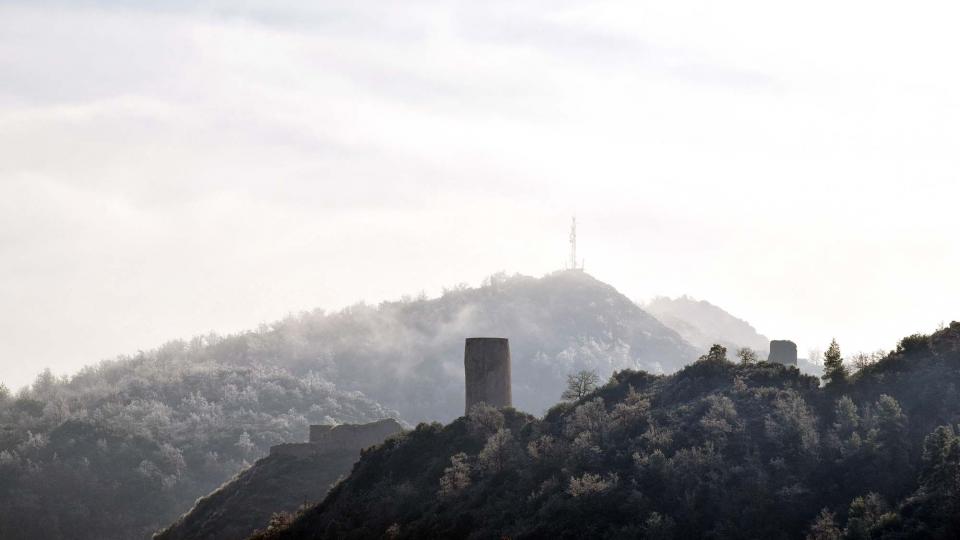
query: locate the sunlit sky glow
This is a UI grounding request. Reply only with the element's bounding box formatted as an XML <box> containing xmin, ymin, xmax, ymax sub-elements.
<box><xmin>2</xmin><ymin>0</ymin><xmax>958</xmax><ymax>389</ymax></box>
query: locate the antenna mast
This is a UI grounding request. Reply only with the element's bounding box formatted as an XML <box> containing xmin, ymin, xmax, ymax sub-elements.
<box><xmin>568</xmin><ymin>217</ymin><xmax>579</xmax><ymax>271</ymax></box>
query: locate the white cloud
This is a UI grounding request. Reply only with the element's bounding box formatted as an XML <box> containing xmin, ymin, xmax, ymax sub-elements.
<box><xmin>0</xmin><ymin>0</ymin><xmax>958</xmax><ymax>388</ymax></box>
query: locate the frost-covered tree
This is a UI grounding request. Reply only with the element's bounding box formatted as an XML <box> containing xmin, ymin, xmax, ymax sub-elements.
<box><xmin>438</xmin><ymin>452</ymin><xmax>471</xmax><ymax>497</ymax></box>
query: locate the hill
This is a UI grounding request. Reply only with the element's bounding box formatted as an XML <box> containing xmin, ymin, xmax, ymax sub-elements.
<box><xmin>257</xmin><ymin>322</ymin><xmax>960</xmax><ymax>539</ymax></box>
<box><xmin>292</xmin><ymin>270</ymin><xmax>697</xmax><ymax>421</ymax></box>
<box><xmin>0</xmin><ymin>354</ymin><xmax>396</xmax><ymax>540</ymax></box>
<box><xmin>0</xmin><ymin>270</ymin><xmax>696</xmax><ymax>539</ymax></box>
<box><xmin>155</xmin><ymin>420</ymin><xmax>404</xmax><ymax>540</ymax></box>
<box><xmin>644</xmin><ymin>295</ymin><xmax>770</xmax><ymax>355</ymax></box>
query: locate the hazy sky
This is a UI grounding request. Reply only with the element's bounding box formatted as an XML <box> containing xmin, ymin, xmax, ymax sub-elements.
<box><xmin>2</xmin><ymin>0</ymin><xmax>958</xmax><ymax>390</ymax></box>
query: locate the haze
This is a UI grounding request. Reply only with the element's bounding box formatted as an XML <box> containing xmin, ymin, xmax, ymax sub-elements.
<box><xmin>1</xmin><ymin>0</ymin><xmax>958</xmax><ymax>390</ymax></box>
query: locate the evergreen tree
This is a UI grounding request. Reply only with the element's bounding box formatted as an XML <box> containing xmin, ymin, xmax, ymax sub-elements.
<box><xmin>702</xmin><ymin>344</ymin><xmax>728</xmax><ymax>363</ymax></box>
<box><xmin>822</xmin><ymin>339</ymin><xmax>848</xmax><ymax>388</ymax></box>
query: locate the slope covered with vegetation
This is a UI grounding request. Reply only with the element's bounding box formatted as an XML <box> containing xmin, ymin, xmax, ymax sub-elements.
<box><xmin>155</xmin><ymin>448</ymin><xmax>362</xmax><ymax>540</ymax></box>
<box><xmin>252</xmin><ymin>270</ymin><xmax>696</xmax><ymax>421</ymax></box>
<box><xmin>260</xmin><ymin>322</ymin><xmax>960</xmax><ymax>539</ymax></box>
<box><xmin>0</xmin><ymin>354</ymin><xmax>395</xmax><ymax>540</ymax></box>
<box><xmin>0</xmin><ymin>271</ymin><xmax>695</xmax><ymax>539</ymax></box>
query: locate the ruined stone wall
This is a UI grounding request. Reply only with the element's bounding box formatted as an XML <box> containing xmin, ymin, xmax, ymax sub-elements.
<box><xmin>308</xmin><ymin>419</ymin><xmax>403</xmax><ymax>450</ymax></box>
<box><xmin>464</xmin><ymin>337</ymin><xmax>512</xmax><ymax>414</ymax></box>
<box><xmin>270</xmin><ymin>418</ymin><xmax>403</xmax><ymax>457</ymax></box>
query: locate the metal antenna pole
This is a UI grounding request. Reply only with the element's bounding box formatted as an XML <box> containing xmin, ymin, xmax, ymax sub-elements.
<box><xmin>569</xmin><ymin>217</ymin><xmax>578</xmax><ymax>270</ymax></box>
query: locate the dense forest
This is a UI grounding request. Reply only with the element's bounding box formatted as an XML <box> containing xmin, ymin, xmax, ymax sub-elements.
<box><xmin>259</xmin><ymin>322</ymin><xmax>960</xmax><ymax>539</ymax></box>
<box><xmin>0</xmin><ymin>348</ymin><xmax>395</xmax><ymax>540</ymax></box>
<box><xmin>0</xmin><ymin>271</ymin><xmax>711</xmax><ymax>540</ymax></box>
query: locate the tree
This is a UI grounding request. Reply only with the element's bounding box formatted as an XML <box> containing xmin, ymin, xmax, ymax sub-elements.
<box><xmin>701</xmin><ymin>344</ymin><xmax>728</xmax><ymax>363</ymax></box>
<box><xmin>438</xmin><ymin>452</ymin><xmax>471</xmax><ymax>497</ymax></box>
<box><xmin>821</xmin><ymin>339</ymin><xmax>848</xmax><ymax>388</ymax></box>
<box><xmin>478</xmin><ymin>428</ymin><xmax>518</xmax><ymax>475</ymax></box>
<box><xmin>736</xmin><ymin>347</ymin><xmax>758</xmax><ymax>365</ymax></box>
<box><xmin>844</xmin><ymin>493</ymin><xmax>891</xmax><ymax>540</ymax></box>
<box><xmin>467</xmin><ymin>402</ymin><xmax>504</xmax><ymax>438</ymax></box>
<box><xmin>562</xmin><ymin>370</ymin><xmax>600</xmax><ymax>401</ymax></box>
<box><xmin>833</xmin><ymin>396</ymin><xmax>859</xmax><ymax>440</ymax></box>
<box><xmin>850</xmin><ymin>350</ymin><xmax>884</xmax><ymax>371</ymax></box>
<box><xmin>565</xmin><ymin>397</ymin><xmax>611</xmax><ymax>443</ymax></box>
<box><xmin>764</xmin><ymin>390</ymin><xmax>819</xmax><ymax>458</ymax></box>
<box><xmin>806</xmin><ymin>509</ymin><xmax>842</xmax><ymax>540</ymax></box>
<box><xmin>567</xmin><ymin>472</ymin><xmax>618</xmax><ymax>497</ymax></box>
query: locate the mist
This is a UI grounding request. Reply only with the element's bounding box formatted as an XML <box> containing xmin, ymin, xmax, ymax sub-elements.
<box><xmin>2</xmin><ymin>0</ymin><xmax>958</xmax><ymax>390</ymax></box>
<box><xmin>3</xmin><ymin>2</ymin><xmax>960</xmax><ymax>539</ymax></box>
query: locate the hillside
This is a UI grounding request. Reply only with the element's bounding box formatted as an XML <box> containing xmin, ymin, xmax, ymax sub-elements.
<box><xmin>155</xmin><ymin>419</ymin><xmax>404</xmax><ymax>540</ymax></box>
<box><xmin>0</xmin><ymin>356</ymin><xmax>396</xmax><ymax>540</ymax></box>
<box><xmin>258</xmin><ymin>322</ymin><xmax>960</xmax><ymax>539</ymax></box>
<box><xmin>644</xmin><ymin>295</ymin><xmax>770</xmax><ymax>355</ymax></box>
<box><xmin>156</xmin><ymin>449</ymin><xmax>359</xmax><ymax>540</ymax></box>
<box><xmin>159</xmin><ymin>270</ymin><xmax>694</xmax><ymax>423</ymax></box>
<box><xmin>296</xmin><ymin>270</ymin><xmax>697</xmax><ymax>421</ymax></box>
<box><xmin>0</xmin><ymin>270</ymin><xmax>696</xmax><ymax>540</ymax></box>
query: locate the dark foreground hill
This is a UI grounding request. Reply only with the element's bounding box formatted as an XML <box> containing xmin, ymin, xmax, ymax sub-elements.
<box><xmin>156</xmin><ymin>450</ymin><xmax>359</xmax><ymax>540</ymax></box>
<box><xmin>155</xmin><ymin>419</ymin><xmax>404</xmax><ymax>540</ymax></box>
<box><xmin>256</xmin><ymin>322</ymin><xmax>960</xmax><ymax>540</ymax></box>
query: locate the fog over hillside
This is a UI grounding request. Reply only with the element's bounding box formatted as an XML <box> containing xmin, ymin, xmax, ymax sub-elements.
<box><xmin>3</xmin><ymin>0</ymin><xmax>959</xmax><ymax>392</ymax></box>
<box><xmin>2</xmin><ymin>1</ymin><xmax>958</xmax><ymax>538</ymax></box>
<box><xmin>0</xmin><ymin>270</ymin><xmax>706</xmax><ymax>539</ymax></box>
<box><xmin>644</xmin><ymin>295</ymin><xmax>772</xmax><ymax>355</ymax></box>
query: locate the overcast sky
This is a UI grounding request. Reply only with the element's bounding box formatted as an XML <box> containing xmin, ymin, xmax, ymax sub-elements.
<box><xmin>1</xmin><ymin>0</ymin><xmax>958</xmax><ymax>389</ymax></box>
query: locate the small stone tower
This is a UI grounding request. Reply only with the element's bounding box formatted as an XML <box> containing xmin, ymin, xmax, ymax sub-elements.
<box><xmin>768</xmin><ymin>340</ymin><xmax>798</xmax><ymax>366</ymax></box>
<box><xmin>464</xmin><ymin>337</ymin><xmax>512</xmax><ymax>414</ymax></box>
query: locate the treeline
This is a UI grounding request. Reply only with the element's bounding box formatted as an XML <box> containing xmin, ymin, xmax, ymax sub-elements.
<box><xmin>260</xmin><ymin>322</ymin><xmax>960</xmax><ymax>539</ymax></box>
<box><xmin>0</xmin><ymin>270</ymin><xmax>696</xmax><ymax>539</ymax></box>
<box><xmin>0</xmin><ymin>339</ymin><xmax>394</xmax><ymax>540</ymax></box>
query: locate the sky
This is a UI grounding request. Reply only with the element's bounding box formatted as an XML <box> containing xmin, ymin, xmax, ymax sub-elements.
<box><xmin>1</xmin><ymin>0</ymin><xmax>958</xmax><ymax>390</ymax></box>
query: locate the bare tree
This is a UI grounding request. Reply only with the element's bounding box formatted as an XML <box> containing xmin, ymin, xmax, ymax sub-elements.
<box><xmin>563</xmin><ymin>370</ymin><xmax>600</xmax><ymax>401</ymax></box>
<box><xmin>850</xmin><ymin>352</ymin><xmax>878</xmax><ymax>371</ymax></box>
<box><xmin>737</xmin><ymin>347</ymin><xmax>759</xmax><ymax>365</ymax></box>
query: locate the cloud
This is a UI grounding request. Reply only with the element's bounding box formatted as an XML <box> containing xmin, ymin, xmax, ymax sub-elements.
<box><xmin>0</xmin><ymin>0</ymin><xmax>958</xmax><ymax>389</ymax></box>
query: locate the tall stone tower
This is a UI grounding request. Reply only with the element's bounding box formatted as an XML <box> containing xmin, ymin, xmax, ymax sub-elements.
<box><xmin>768</xmin><ymin>340</ymin><xmax>798</xmax><ymax>366</ymax></box>
<box><xmin>464</xmin><ymin>337</ymin><xmax>512</xmax><ymax>414</ymax></box>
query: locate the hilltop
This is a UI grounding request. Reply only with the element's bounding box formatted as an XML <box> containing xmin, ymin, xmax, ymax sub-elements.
<box><xmin>258</xmin><ymin>322</ymin><xmax>960</xmax><ymax>539</ymax></box>
<box><xmin>297</xmin><ymin>270</ymin><xmax>697</xmax><ymax>421</ymax></box>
